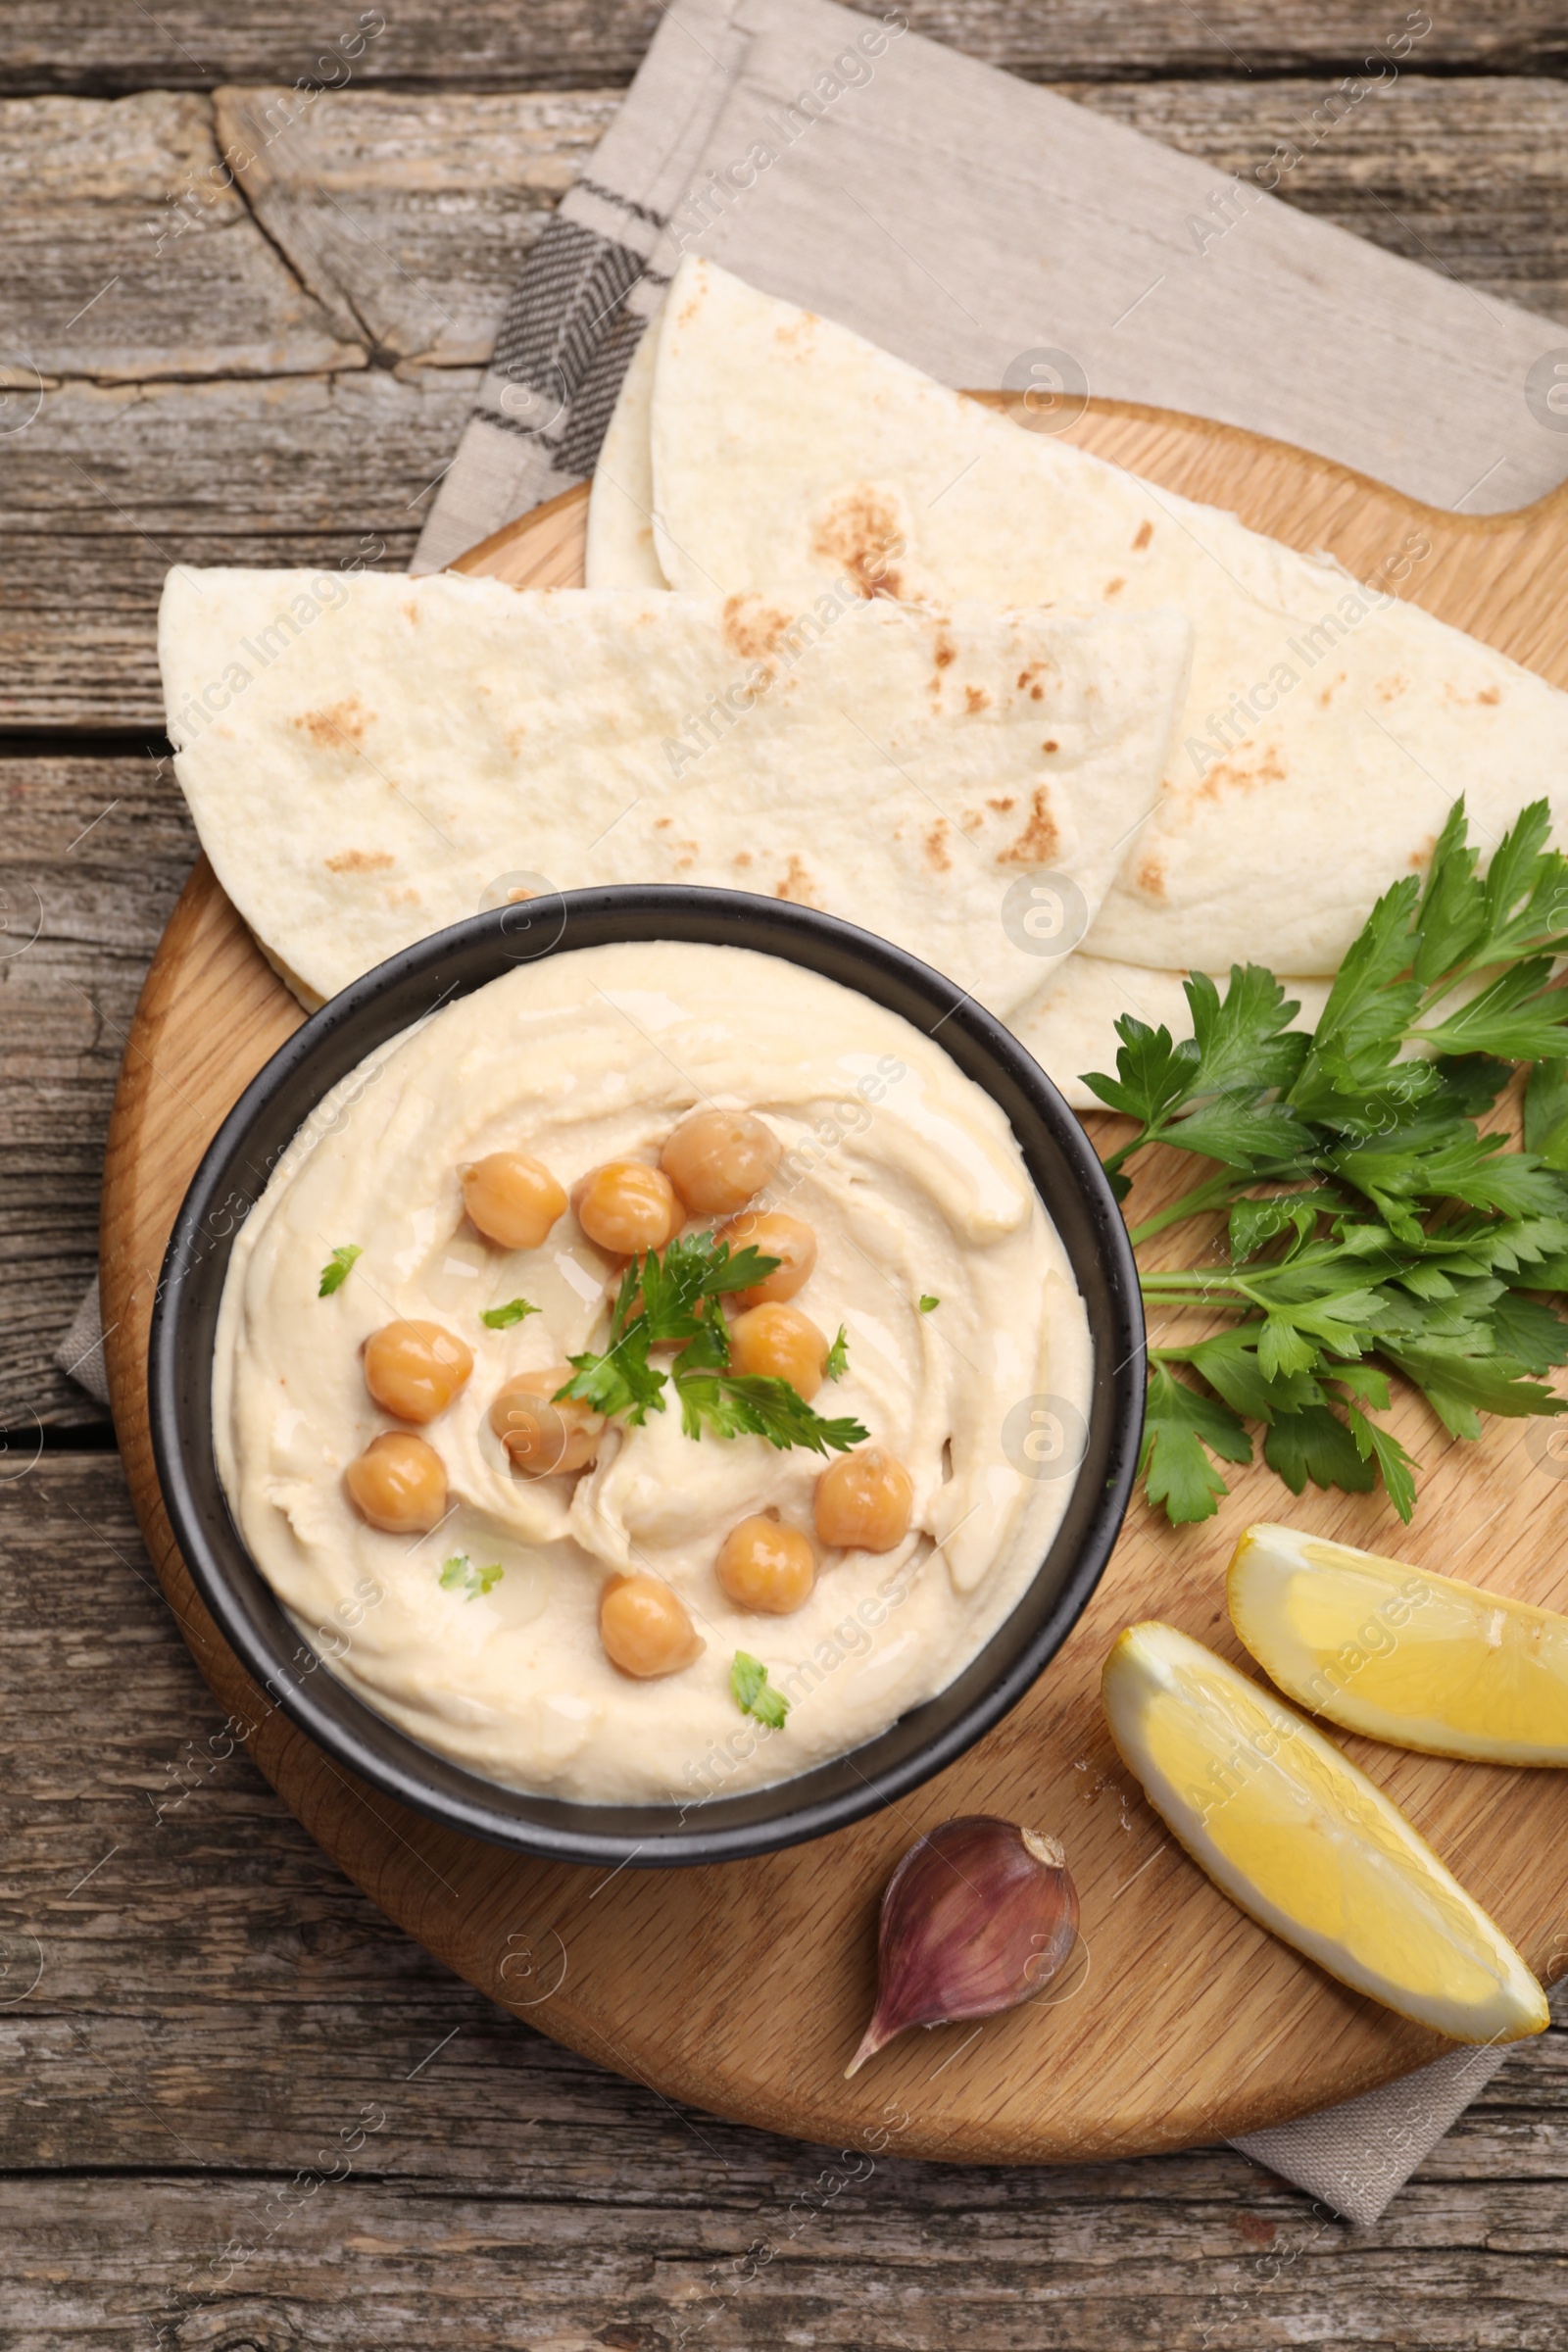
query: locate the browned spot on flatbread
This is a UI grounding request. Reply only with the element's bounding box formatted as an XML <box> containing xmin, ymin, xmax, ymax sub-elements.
<box><xmin>1042</xmin><ymin>740</ymin><xmax>1058</xmax><ymax>755</ymax></box>
<box><xmin>1375</xmin><ymin>675</ymin><xmax>1408</xmax><ymax>703</ymax></box>
<box><xmin>402</xmin><ymin>598</ymin><xmax>421</xmax><ymax>625</ymax></box>
<box><xmin>988</xmin><ymin>796</ymin><xmax>1016</xmax><ymax>813</ymax></box>
<box><xmin>292</xmin><ymin>693</ymin><xmax>370</xmax><ymax>748</ymax></box>
<box><xmin>809</xmin><ymin>486</ymin><xmax>906</xmax><ymax>600</ymax></box>
<box><xmin>325</xmin><ymin>849</ymin><xmax>393</xmax><ymax>873</ymax></box>
<box><xmin>1135</xmin><ymin>855</ymin><xmax>1167</xmax><ymax>901</ymax></box>
<box><xmin>1133</xmin><ymin>520</ymin><xmax>1153</xmax><ymax>552</ymax></box>
<box><xmin>654</xmin><ymin>815</ymin><xmax>673</xmax><ymax>829</ymax></box>
<box><xmin>934</xmin><ymin>637</ymin><xmax>956</xmax><ymax>668</ymax></box>
<box><xmin>721</xmin><ymin>595</ymin><xmax>791</xmax><ymax>662</ymax></box>
<box><xmin>774</xmin><ymin>855</ymin><xmax>819</xmax><ymax>905</ymax></box>
<box><xmin>1480</xmin><ymin>685</ymin><xmax>1501</xmax><ymax>705</ymax></box>
<box><xmin>924</xmin><ymin>821</ymin><xmax>952</xmax><ymax>872</ymax></box>
<box><xmin>1103</xmin><ymin>577</ymin><xmax>1126</xmax><ymax>599</ymax></box>
<box><xmin>734</xmin><ymin>851</ymin><xmax>754</xmax><ymax>868</ymax></box>
<box><xmin>964</xmin><ymin>684</ymin><xmax>990</xmax><ymax>714</ymax></box>
<box><xmin>1198</xmin><ymin>748</ymin><xmax>1286</xmax><ymax>803</ymax></box>
<box><xmin>997</xmin><ymin>788</ymin><xmax>1059</xmax><ymax>867</ymax></box>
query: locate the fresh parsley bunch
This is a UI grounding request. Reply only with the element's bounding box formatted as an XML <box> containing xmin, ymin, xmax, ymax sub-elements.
<box><xmin>1084</xmin><ymin>799</ymin><xmax>1568</xmax><ymax>1526</ymax></box>
<box><xmin>557</xmin><ymin>1229</ymin><xmax>868</xmax><ymax>1454</ymax></box>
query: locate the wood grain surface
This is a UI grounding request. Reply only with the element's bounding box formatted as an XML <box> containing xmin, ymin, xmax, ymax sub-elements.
<box><xmin>7</xmin><ymin>1449</ymin><xmax>1566</xmax><ymax>2347</ymax></box>
<box><xmin>7</xmin><ymin>73</ymin><xmax>1568</xmax><ymax>726</ymax></box>
<box><xmin>3</xmin><ymin>1</ymin><xmax>1565</xmax><ymax>94</ymax></box>
<box><xmin>100</xmin><ymin>420</ymin><xmax>1568</xmax><ymax>2170</ymax></box>
<box><xmin>9</xmin><ymin>14</ymin><xmax>1568</xmax><ymax>2338</ymax></box>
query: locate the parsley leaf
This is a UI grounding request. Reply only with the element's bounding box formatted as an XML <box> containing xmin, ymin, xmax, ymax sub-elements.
<box><xmin>1526</xmin><ymin>1060</ymin><xmax>1568</xmax><ymax>1170</ymax></box>
<box><xmin>1095</xmin><ymin>798</ymin><xmax>1568</xmax><ymax>1528</ymax></box>
<box><xmin>1083</xmin><ymin>1018</ymin><xmax>1201</xmax><ymax>1130</ymax></box>
<box><xmin>676</xmin><ymin>1371</ymin><xmax>867</xmax><ymax>1454</ymax></box>
<box><xmin>559</xmin><ymin>1322</ymin><xmax>667</xmax><ymax>1424</ymax></box>
<box><xmin>439</xmin><ymin>1554</ymin><xmax>504</xmax><ymax>1600</ymax></box>
<box><xmin>481</xmin><ymin>1298</ymin><xmax>539</xmax><ymax>1329</ymax></box>
<box><xmin>731</xmin><ymin>1651</ymin><xmax>789</xmax><ymax>1729</ymax></box>
<box><xmin>318</xmin><ymin>1244</ymin><xmax>362</xmax><ymax>1297</ymax></box>
<box><xmin>1186</xmin><ymin>965</ymin><xmax>1313</xmax><ymax>1097</ymax></box>
<box><xmin>825</xmin><ymin>1325</ymin><xmax>850</xmax><ymax>1378</ymax></box>
<box><xmin>918</xmin><ymin>1295</ymin><xmax>940</xmax><ymax>1314</ymax></box>
<box><xmin>1139</xmin><ymin>1365</ymin><xmax>1251</xmax><ymax>1525</ymax></box>
<box><xmin>1262</xmin><ymin>1403</ymin><xmax>1376</xmax><ymax>1499</ymax></box>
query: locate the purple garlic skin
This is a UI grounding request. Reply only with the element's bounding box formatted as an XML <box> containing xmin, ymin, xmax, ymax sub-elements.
<box><xmin>846</xmin><ymin>1814</ymin><xmax>1080</xmax><ymax>2076</ymax></box>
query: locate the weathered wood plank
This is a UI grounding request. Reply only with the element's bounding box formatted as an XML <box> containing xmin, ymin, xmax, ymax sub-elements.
<box><xmin>0</xmin><ymin>92</ymin><xmax>364</xmax><ymax>382</ymax></box>
<box><xmin>213</xmin><ymin>86</ymin><xmax>618</xmax><ymax>367</ymax></box>
<box><xmin>0</xmin><ymin>758</ymin><xmax>196</xmax><ymax>1426</ymax></box>
<box><xmin>0</xmin><ymin>371</ymin><xmax>472</xmax><ymax>728</ymax></box>
<box><xmin>4</xmin><ymin>78</ymin><xmax>1567</xmax><ymax>730</ymax></box>
<box><xmin>1</xmin><ymin>1</ymin><xmax>1565</xmax><ymax>97</ymax></box>
<box><xmin>3</xmin><ymin>1461</ymin><xmax>1568</xmax><ymax>2347</ymax></box>
<box><xmin>0</xmin><ymin>87</ymin><xmax>615</xmax><ymax>382</ymax></box>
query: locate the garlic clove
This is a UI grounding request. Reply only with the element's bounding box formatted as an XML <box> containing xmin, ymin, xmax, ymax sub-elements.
<box><xmin>846</xmin><ymin>1813</ymin><xmax>1079</xmax><ymax>2076</ymax></box>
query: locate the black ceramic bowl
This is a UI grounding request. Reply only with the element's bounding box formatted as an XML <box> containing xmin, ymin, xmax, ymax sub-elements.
<box><xmin>150</xmin><ymin>887</ymin><xmax>1144</xmax><ymax>1868</ymax></box>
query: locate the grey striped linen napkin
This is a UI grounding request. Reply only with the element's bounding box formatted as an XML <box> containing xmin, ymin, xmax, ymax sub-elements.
<box><xmin>72</xmin><ymin>0</ymin><xmax>1568</xmax><ymax>2223</ymax></box>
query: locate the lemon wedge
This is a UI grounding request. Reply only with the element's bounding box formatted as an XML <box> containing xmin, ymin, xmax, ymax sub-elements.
<box><xmin>1102</xmin><ymin>1621</ymin><xmax>1547</xmax><ymax>2043</ymax></box>
<box><xmin>1230</xmin><ymin>1523</ymin><xmax>1568</xmax><ymax>1767</ymax></box>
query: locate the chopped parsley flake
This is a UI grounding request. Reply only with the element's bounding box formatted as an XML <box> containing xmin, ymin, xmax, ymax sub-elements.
<box><xmin>318</xmin><ymin>1245</ymin><xmax>362</xmax><ymax>1297</ymax></box>
<box><xmin>481</xmin><ymin>1298</ymin><xmax>539</xmax><ymax>1329</ymax></box>
<box><xmin>730</xmin><ymin>1650</ymin><xmax>789</xmax><ymax>1730</ymax></box>
<box><xmin>439</xmin><ymin>1554</ymin><xmax>504</xmax><ymax>1601</ymax></box>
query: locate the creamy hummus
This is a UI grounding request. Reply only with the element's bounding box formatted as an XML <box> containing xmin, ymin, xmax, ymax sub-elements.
<box><xmin>214</xmin><ymin>942</ymin><xmax>1094</xmax><ymax>1805</ymax></box>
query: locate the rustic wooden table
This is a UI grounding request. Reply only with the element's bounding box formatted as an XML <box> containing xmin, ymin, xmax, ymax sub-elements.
<box><xmin>5</xmin><ymin>5</ymin><xmax>1568</xmax><ymax>2343</ymax></box>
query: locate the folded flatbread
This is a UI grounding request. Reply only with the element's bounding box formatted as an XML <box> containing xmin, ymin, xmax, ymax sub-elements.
<box><xmin>583</xmin><ymin>324</ymin><xmax>664</xmax><ymax>591</ymax></box>
<box><xmin>159</xmin><ymin>569</ymin><xmax>1190</xmax><ymax>1015</ymax></box>
<box><xmin>589</xmin><ymin>258</ymin><xmax>1568</xmax><ymax>981</ymax></box>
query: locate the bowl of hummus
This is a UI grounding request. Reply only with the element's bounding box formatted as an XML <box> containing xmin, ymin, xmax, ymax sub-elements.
<box><xmin>150</xmin><ymin>888</ymin><xmax>1143</xmax><ymax>1865</ymax></box>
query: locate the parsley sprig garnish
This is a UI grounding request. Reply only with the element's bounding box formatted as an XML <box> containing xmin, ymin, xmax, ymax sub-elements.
<box><xmin>556</xmin><ymin>1230</ymin><xmax>868</xmax><ymax>1454</ymax></box>
<box><xmin>1085</xmin><ymin>799</ymin><xmax>1568</xmax><ymax>1526</ymax></box>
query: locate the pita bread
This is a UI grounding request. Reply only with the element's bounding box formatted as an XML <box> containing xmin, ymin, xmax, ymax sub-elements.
<box><xmin>582</xmin><ymin>324</ymin><xmax>666</xmax><ymax>591</ymax></box>
<box><xmin>599</xmin><ymin>258</ymin><xmax>1568</xmax><ymax>978</ymax></box>
<box><xmin>159</xmin><ymin>568</ymin><xmax>1190</xmax><ymax>1015</ymax></box>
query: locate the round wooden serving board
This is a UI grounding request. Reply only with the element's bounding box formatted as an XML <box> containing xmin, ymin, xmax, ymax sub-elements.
<box><xmin>103</xmin><ymin>399</ymin><xmax>1568</xmax><ymax>2163</ymax></box>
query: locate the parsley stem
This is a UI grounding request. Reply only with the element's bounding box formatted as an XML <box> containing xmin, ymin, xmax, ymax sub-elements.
<box><xmin>1126</xmin><ymin>1170</ymin><xmax>1242</xmax><ymax>1248</ymax></box>
<box><xmin>1100</xmin><ymin>1125</ymin><xmax>1160</xmax><ymax>1180</ymax></box>
<box><xmin>1137</xmin><ymin>1271</ymin><xmax>1251</xmax><ymax>1299</ymax></box>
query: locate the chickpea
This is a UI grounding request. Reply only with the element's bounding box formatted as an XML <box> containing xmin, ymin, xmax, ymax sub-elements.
<box><xmin>661</xmin><ymin>1108</ymin><xmax>781</xmax><ymax>1216</ymax></box>
<box><xmin>575</xmin><ymin>1160</ymin><xmax>682</xmax><ymax>1256</ymax></box>
<box><xmin>600</xmin><ymin>1572</ymin><xmax>704</xmax><ymax>1678</ymax></box>
<box><xmin>490</xmin><ymin>1368</ymin><xmax>604</xmax><ymax>1477</ymax></box>
<box><xmin>813</xmin><ymin>1446</ymin><xmax>914</xmax><ymax>1553</ymax></box>
<box><xmin>716</xmin><ymin>1209</ymin><xmax>817</xmax><ymax>1308</ymax></box>
<box><xmin>344</xmin><ymin>1431</ymin><xmax>448</xmax><ymax>1533</ymax></box>
<box><xmin>716</xmin><ymin>1515</ymin><xmax>817</xmax><ymax>1615</ymax></box>
<box><xmin>363</xmin><ymin>1319</ymin><xmax>473</xmax><ymax>1424</ymax></box>
<box><xmin>462</xmin><ymin>1152</ymin><xmax>566</xmax><ymax>1251</ymax></box>
<box><xmin>728</xmin><ymin>1302</ymin><xmax>828</xmax><ymax>1400</ymax></box>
